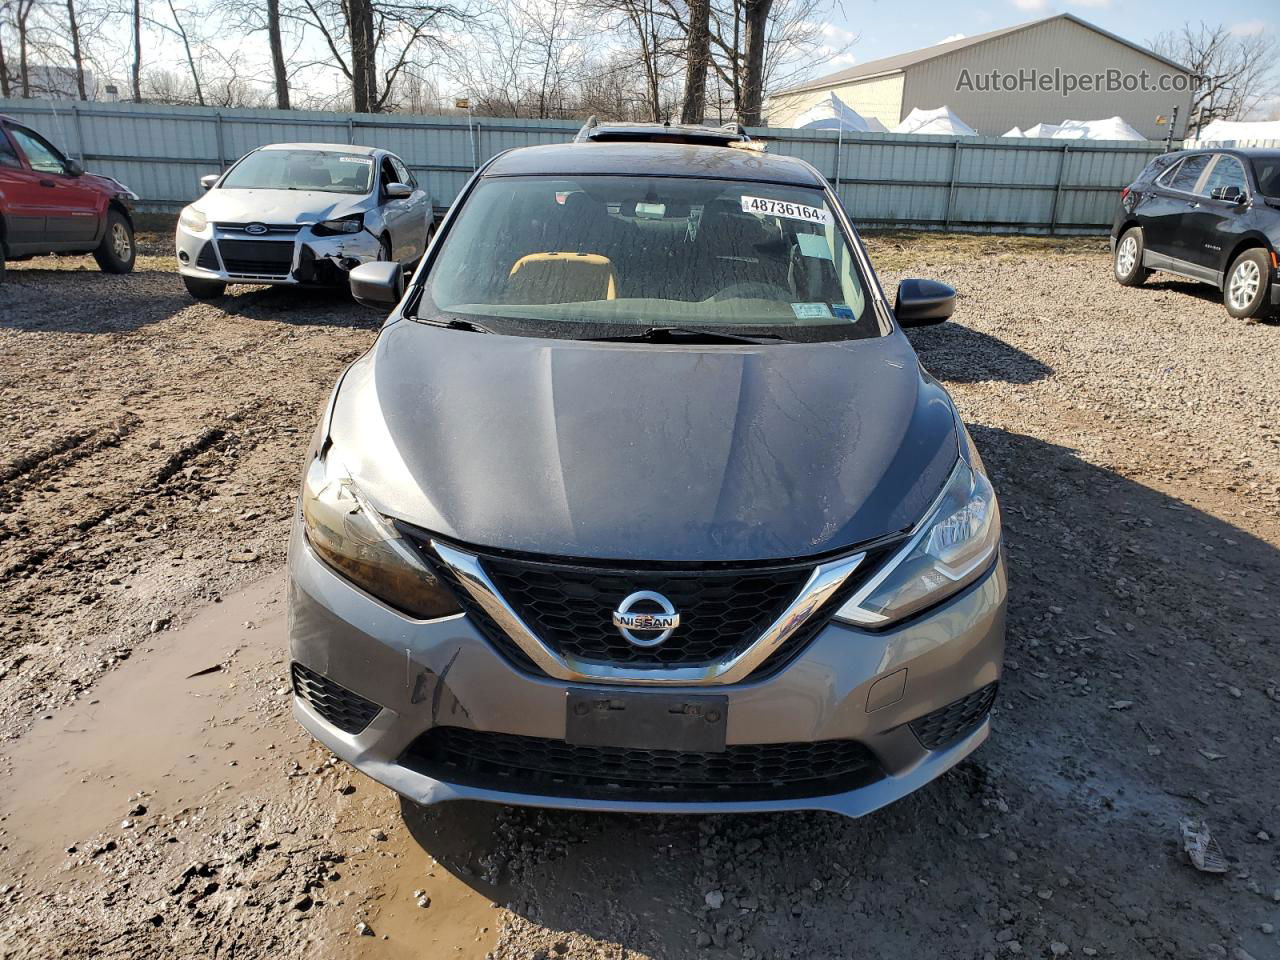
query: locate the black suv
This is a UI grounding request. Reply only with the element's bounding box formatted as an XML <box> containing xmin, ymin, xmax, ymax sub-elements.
<box><xmin>1111</xmin><ymin>148</ymin><xmax>1280</xmax><ymax>320</ymax></box>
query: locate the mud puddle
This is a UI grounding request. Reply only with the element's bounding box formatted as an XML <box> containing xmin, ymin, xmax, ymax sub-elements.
<box><xmin>0</xmin><ymin>571</ymin><xmax>499</xmax><ymax>958</ymax></box>
<box><xmin>0</xmin><ymin>573</ymin><xmax>294</xmax><ymax>873</ymax></box>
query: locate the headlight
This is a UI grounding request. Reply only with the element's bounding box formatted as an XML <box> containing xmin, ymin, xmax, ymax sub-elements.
<box><xmin>179</xmin><ymin>207</ymin><xmax>207</xmax><ymax>231</ymax></box>
<box><xmin>301</xmin><ymin>450</ymin><xmax>461</xmax><ymax>620</ymax></box>
<box><xmin>834</xmin><ymin>446</ymin><xmax>1000</xmax><ymax>627</ymax></box>
<box><xmin>313</xmin><ymin>215</ymin><xmax>364</xmax><ymax>236</ymax></box>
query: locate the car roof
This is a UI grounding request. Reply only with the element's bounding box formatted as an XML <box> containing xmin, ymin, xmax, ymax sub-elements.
<box><xmin>258</xmin><ymin>142</ymin><xmax>382</xmax><ymax>155</ymax></box>
<box><xmin>1171</xmin><ymin>146</ymin><xmax>1280</xmax><ymax>161</ymax></box>
<box><xmin>482</xmin><ymin>141</ymin><xmax>827</xmax><ymax>189</ymax></box>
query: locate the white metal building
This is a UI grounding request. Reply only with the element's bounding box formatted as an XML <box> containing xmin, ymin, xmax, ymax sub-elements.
<box><xmin>766</xmin><ymin>14</ymin><xmax>1193</xmax><ymax>140</ymax></box>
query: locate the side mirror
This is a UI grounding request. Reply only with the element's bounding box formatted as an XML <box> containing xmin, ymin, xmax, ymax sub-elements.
<box><xmin>1209</xmin><ymin>185</ymin><xmax>1245</xmax><ymax>204</ymax></box>
<box><xmin>349</xmin><ymin>261</ymin><xmax>403</xmax><ymax>309</ymax></box>
<box><xmin>895</xmin><ymin>278</ymin><xmax>956</xmax><ymax>327</ymax></box>
<box><xmin>385</xmin><ymin>181</ymin><xmax>412</xmax><ymax>199</ymax></box>
<box><xmin>64</xmin><ymin>158</ymin><xmax>84</xmax><ymax>177</ymax></box>
<box><xmin>200</xmin><ymin>173</ymin><xmax>220</xmax><ymax>191</ymax></box>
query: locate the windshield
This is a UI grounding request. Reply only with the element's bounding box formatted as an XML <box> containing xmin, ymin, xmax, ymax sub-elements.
<box><xmin>1252</xmin><ymin>157</ymin><xmax>1280</xmax><ymax>197</ymax></box>
<box><xmin>418</xmin><ymin>175</ymin><xmax>881</xmax><ymax>341</ymax></box>
<box><xmin>220</xmin><ymin>149</ymin><xmax>374</xmax><ymax>194</ymax></box>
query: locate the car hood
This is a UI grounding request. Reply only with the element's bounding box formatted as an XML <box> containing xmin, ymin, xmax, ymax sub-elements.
<box><xmin>193</xmin><ymin>188</ymin><xmax>369</xmax><ymax>223</ymax></box>
<box><xmin>81</xmin><ymin>173</ymin><xmax>129</xmax><ymax>196</ymax></box>
<box><xmin>327</xmin><ymin>322</ymin><xmax>958</xmax><ymax>563</ymax></box>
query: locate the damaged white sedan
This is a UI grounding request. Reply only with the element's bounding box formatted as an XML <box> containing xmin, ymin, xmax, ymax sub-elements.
<box><xmin>175</xmin><ymin>142</ymin><xmax>434</xmax><ymax>300</ymax></box>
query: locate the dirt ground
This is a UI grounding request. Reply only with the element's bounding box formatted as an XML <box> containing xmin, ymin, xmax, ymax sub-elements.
<box><xmin>0</xmin><ymin>226</ymin><xmax>1278</xmax><ymax>960</ymax></box>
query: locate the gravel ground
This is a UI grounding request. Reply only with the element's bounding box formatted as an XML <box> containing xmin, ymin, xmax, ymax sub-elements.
<box><xmin>0</xmin><ymin>229</ymin><xmax>1278</xmax><ymax>960</ymax></box>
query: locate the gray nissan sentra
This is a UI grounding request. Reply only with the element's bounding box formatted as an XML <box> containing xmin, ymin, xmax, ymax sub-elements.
<box><xmin>287</xmin><ymin>122</ymin><xmax>1006</xmax><ymax>818</ymax></box>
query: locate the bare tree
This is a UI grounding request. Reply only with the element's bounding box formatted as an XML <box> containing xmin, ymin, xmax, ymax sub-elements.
<box><xmin>130</xmin><ymin>0</ymin><xmax>140</xmax><ymax>100</ymax></box>
<box><xmin>9</xmin><ymin>0</ymin><xmax>37</xmax><ymax>96</ymax></box>
<box><xmin>214</xmin><ymin>0</ymin><xmax>292</xmax><ymax>107</ymax></box>
<box><xmin>662</xmin><ymin>0</ymin><xmax>842</xmax><ymax>123</ymax></box>
<box><xmin>446</xmin><ymin>0</ymin><xmax>584</xmax><ymax>119</ymax></box>
<box><xmin>679</xmin><ymin>0</ymin><xmax>709</xmax><ymax>123</ymax></box>
<box><xmin>737</xmin><ymin>0</ymin><xmax>768</xmax><ymax>123</ymax></box>
<box><xmin>581</xmin><ymin>0</ymin><xmax>681</xmax><ymax>121</ymax></box>
<box><xmin>63</xmin><ymin>0</ymin><xmax>85</xmax><ymax>97</ymax></box>
<box><xmin>289</xmin><ymin>0</ymin><xmax>470</xmax><ymax>112</ymax></box>
<box><xmin>1151</xmin><ymin>22</ymin><xmax>1280</xmax><ymax>132</ymax></box>
<box><xmin>161</xmin><ymin>0</ymin><xmax>204</xmax><ymax>103</ymax></box>
<box><xmin>0</xmin><ymin>0</ymin><xmax>12</xmax><ymax>97</ymax></box>
<box><xmin>266</xmin><ymin>0</ymin><xmax>288</xmax><ymax>107</ymax></box>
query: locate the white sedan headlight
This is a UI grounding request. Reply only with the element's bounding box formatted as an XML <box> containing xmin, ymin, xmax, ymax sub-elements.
<box><xmin>179</xmin><ymin>206</ymin><xmax>208</xmax><ymax>232</ymax></box>
<box><xmin>835</xmin><ymin>435</ymin><xmax>1000</xmax><ymax>627</ymax></box>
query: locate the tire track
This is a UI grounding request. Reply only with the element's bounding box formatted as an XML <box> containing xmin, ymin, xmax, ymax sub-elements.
<box><xmin>0</xmin><ymin>409</ymin><xmax>253</xmax><ymax>581</ymax></box>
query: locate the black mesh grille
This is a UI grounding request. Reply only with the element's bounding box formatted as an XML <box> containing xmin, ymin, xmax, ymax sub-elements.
<box><xmin>291</xmin><ymin>662</ymin><xmax>381</xmax><ymax>734</ymax></box>
<box><xmin>429</xmin><ymin>559</ymin><xmax>541</xmax><ymax>673</ymax></box>
<box><xmin>217</xmin><ymin>239</ymin><xmax>294</xmax><ymax>276</ymax></box>
<box><xmin>402</xmin><ymin>727</ymin><xmax>882</xmax><ymax>802</ymax></box>
<box><xmin>479</xmin><ymin>554</ymin><xmax>814</xmax><ymax>668</ymax></box>
<box><xmin>400</xmin><ymin>525</ymin><xmax>901</xmax><ymax>681</ymax></box>
<box><xmin>195</xmin><ymin>242</ymin><xmax>219</xmax><ymax>270</ymax></box>
<box><xmin>909</xmin><ymin>683</ymin><xmax>997</xmax><ymax>750</ymax></box>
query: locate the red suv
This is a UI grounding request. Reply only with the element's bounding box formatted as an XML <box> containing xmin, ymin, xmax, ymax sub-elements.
<box><xmin>0</xmin><ymin>114</ymin><xmax>138</xmax><ymax>283</ymax></box>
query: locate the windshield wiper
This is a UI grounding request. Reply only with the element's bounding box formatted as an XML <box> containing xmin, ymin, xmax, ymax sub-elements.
<box><xmin>416</xmin><ymin>316</ymin><xmax>497</xmax><ymax>334</ymax></box>
<box><xmin>584</xmin><ymin>326</ymin><xmax>790</xmax><ymax>344</ymax></box>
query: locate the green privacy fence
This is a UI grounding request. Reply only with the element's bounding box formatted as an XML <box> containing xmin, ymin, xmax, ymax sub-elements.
<box><xmin>1</xmin><ymin>97</ymin><xmax>1175</xmax><ymax>233</ymax></box>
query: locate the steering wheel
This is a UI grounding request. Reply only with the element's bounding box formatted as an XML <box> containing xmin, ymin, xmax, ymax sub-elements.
<box><xmin>711</xmin><ymin>281</ymin><xmax>791</xmax><ymax>302</ymax></box>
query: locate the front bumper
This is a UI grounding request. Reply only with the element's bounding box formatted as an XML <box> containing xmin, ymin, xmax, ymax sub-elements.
<box><xmin>287</xmin><ymin>524</ymin><xmax>1007</xmax><ymax>818</ymax></box>
<box><xmin>175</xmin><ymin>221</ymin><xmax>381</xmax><ymax>286</ymax></box>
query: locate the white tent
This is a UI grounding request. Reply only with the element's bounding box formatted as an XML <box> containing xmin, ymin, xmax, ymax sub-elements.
<box><xmin>1002</xmin><ymin>126</ymin><xmax>1024</xmax><ymax>138</ymax></box>
<box><xmin>1198</xmin><ymin>119</ymin><xmax>1280</xmax><ymax>143</ymax></box>
<box><xmin>1019</xmin><ymin>123</ymin><xmax>1062</xmax><ymax>138</ymax></box>
<box><xmin>793</xmin><ymin>93</ymin><xmax>888</xmax><ymax>133</ymax></box>
<box><xmin>1054</xmin><ymin>117</ymin><xmax>1145</xmax><ymax>141</ymax></box>
<box><xmin>1003</xmin><ymin>117</ymin><xmax>1145</xmax><ymax>141</ymax></box>
<box><xmin>892</xmin><ymin>106</ymin><xmax>978</xmax><ymax>136</ymax></box>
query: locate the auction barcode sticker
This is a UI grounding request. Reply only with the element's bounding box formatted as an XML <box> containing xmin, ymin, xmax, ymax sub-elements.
<box><xmin>740</xmin><ymin>196</ymin><xmax>831</xmax><ymax>225</ymax></box>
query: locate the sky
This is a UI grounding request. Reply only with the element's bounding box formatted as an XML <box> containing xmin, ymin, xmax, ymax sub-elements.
<box><xmin>811</xmin><ymin>0</ymin><xmax>1278</xmax><ymax>116</ymax></box>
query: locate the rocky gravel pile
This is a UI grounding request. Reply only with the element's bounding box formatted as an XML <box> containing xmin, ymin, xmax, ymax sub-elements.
<box><xmin>0</xmin><ymin>233</ymin><xmax>1278</xmax><ymax>959</ymax></box>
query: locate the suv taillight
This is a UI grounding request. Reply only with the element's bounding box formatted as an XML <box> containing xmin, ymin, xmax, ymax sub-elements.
<box><xmin>1120</xmin><ymin>186</ymin><xmax>1131</xmax><ymax>201</ymax></box>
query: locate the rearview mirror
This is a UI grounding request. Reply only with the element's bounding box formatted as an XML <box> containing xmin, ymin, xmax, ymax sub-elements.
<box><xmin>1209</xmin><ymin>185</ymin><xmax>1245</xmax><ymax>204</ymax></box>
<box><xmin>385</xmin><ymin>181</ymin><xmax>413</xmax><ymax>199</ymax></box>
<box><xmin>895</xmin><ymin>278</ymin><xmax>956</xmax><ymax>327</ymax></box>
<box><xmin>349</xmin><ymin>261</ymin><xmax>403</xmax><ymax>309</ymax></box>
<box><xmin>64</xmin><ymin>158</ymin><xmax>84</xmax><ymax>177</ymax></box>
<box><xmin>200</xmin><ymin>173</ymin><xmax>220</xmax><ymax>190</ymax></box>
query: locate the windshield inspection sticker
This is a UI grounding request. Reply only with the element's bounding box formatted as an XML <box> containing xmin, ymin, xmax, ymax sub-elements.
<box><xmin>741</xmin><ymin>196</ymin><xmax>831</xmax><ymax>225</ymax></box>
<box><xmin>339</xmin><ymin>156</ymin><xmax>373</xmax><ymax>165</ymax></box>
<box><xmin>791</xmin><ymin>302</ymin><xmax>833</xmax><ymax>320</ymax></box>
<box><xmin>796</xmin><ymin>233</ymin><xmax>832</xmax><ymax>260</ymax></box>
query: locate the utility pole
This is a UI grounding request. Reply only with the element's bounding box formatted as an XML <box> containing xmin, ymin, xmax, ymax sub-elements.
<box><xmin>1164</xmin><ymin>105</ymin><xmax>1179</xmax><ymax>152</ymax></box>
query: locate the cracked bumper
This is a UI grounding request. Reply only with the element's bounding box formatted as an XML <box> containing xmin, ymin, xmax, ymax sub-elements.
<box><xmin>286</xmin><ymin>522</ymin><xmax>1007</xmax><ymax>818</ymax></box>
<box><xmin>175</xmin><ymin>223</ymin><xmax>381</xmax><ymax>286</ymax></box>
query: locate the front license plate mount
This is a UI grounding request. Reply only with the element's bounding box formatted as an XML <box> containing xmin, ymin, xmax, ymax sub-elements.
<box><xmin>565</xmin><ymin>689</ymin><xmax>728</xmax><ymax>753</ymax></box>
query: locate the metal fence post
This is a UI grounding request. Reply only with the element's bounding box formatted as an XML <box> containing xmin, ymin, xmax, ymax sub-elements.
<box><xmin>834</xmin><ymin>126</ymin><xmax>843</xmax><ymax>197</ymax></box>
<box><xmin>214</xmin><ymin>112</ymin><xmax>226</xmax><ymax>170</ymax></box>
<box><xmin>943</xmin><ymin>141</ymin><xmax>962</xmax><ymax>230</ymax></box>
<box><xmin>70</xmin><ymin>102</ymin><xmax>86</xmax><ymax>164</ymax></box>
<box><xmin>347</xmin><ymin>117</ymin><xmax>355</xmax><ymax>145</ymax></box>
<box><xmin>1049</xmin><ymin>143</ymin><xmax>1069</xmax><ymax>235</ymax></box>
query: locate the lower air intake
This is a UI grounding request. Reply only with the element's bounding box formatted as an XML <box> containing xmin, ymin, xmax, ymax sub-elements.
<box><xmin>401</xmin><ymin>726</ymin><xmax>882</xmax><ymax>802</ymax></box>
<box><xmin>908</xmin><ymin>683</ymin><xmax>997</xmax><ymax>750</ymax></box>
<box><xmin>291</xmin><ymin>662</ymin><xmax>381</xmax><ymax>735</ymax></box>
